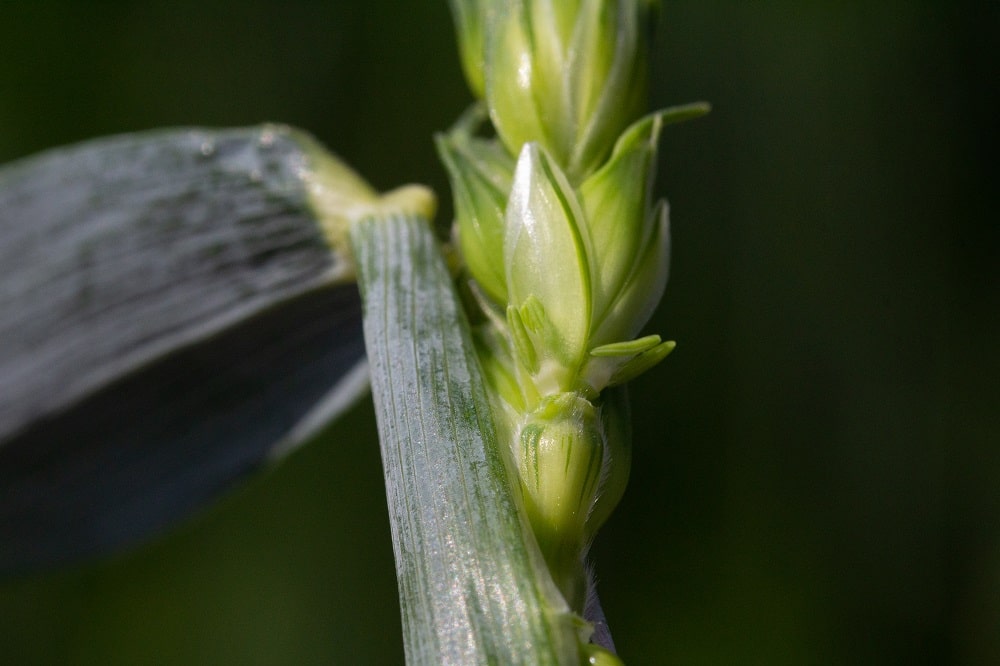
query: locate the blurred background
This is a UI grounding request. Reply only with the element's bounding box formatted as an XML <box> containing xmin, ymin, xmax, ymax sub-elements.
<box><xmin>0</xmin><ymin>0</ymin><xmax>996</xmax><ymax>663</ymax></box>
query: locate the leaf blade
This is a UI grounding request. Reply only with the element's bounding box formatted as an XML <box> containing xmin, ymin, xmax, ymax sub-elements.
<box><xmin>351</xmin><ymin>213</ymin><xmax>579</xmax><ymax>665</ymax></box>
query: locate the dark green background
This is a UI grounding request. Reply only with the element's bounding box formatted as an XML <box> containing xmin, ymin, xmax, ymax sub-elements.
<box><xmin>1</xmin><ymin>1</ymin><xmax>996</xmax><ymax>663</ymax></box>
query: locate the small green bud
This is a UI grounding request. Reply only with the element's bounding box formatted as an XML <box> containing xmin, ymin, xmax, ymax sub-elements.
<box><xmin>516</xmin><ymin>393</ymin><xmax>604</xmax><ymax>563</ymax></box>
<box><xmin>486</xmin><ymin>0</ymin><xmax>656</xmax><ymax>182</ymax></box>
<box><xmin>435</xmin><ymin>118</ymin><xmax>514</xmax><ymax>305</ymax></box>
<box><xmin>505</xmin><ymin>143</ymin><xmax>592</xmax><ymax>378</ymax></box>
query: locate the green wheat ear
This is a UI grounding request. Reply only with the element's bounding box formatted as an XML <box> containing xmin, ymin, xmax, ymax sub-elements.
<box><xmin>0</xmin><ymin>2</ymin><xmax>708</xmax><ymax>663</ymax></box>
<box><xmin>443</xmin><ymin>0</ymin><xmax>708</xmax><ymax>659</ymax></box>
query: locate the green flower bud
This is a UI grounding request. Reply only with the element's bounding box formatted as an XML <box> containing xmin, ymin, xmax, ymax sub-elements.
<box><xmin>515</xmin><ymin>392</ymin><xmax>604</xmax><ymax>603</ymax></box>
<box><xmin>505</xmin><ymin>143</ymin><xmax>592</xmax><ymax>385</ymax></box>
<box><xmin>435</xmin><ymin>111</ymin><xmax>514</xmax><ymax>305</ymax></box>
<box><xmin>486</xmin><ymin>0</ymin><xmax>656</xmax><ymax>182</ymax></box>
<box><xmin>517</xmin><ymin>394</ymin><xmax>603</xmax><ymax>531</ymax></box>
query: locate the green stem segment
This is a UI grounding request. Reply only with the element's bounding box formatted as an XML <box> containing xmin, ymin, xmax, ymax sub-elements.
<box><xmin>350</xmin><ymin>213</ymin><xmax>581</xmax><ymax>665</ymax></box>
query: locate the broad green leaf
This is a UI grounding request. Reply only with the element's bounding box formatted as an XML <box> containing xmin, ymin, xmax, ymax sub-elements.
<box><xmin>350</xmin><ymin>213</ymin><xmax>580</xmax><ymax>665</ymax></box>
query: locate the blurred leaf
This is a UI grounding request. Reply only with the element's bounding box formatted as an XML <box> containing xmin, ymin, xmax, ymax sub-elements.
<box><xmin>0</xmin><ymin>126</ymin><xmax>372</xmax><ymax>574</ymax></box>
